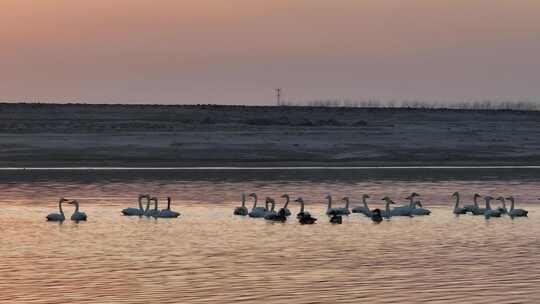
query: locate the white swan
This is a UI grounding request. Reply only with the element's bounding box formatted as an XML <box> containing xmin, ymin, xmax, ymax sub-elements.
<box><xmin>352</xmin><ymin>194</ymin><xmax>371</xmax><ymax>216</ymax></box>
<box><xmin>295</xmin><ymin>197</ymin><xmax>317</xmax><ymax>224</ymax></box>
<box><xmin>46</xmin><ymin>198</ymin><xmax>69</xmax><ymax>222</ymax></box>
<box><xmin>380</xmin><ymin>196</ymin><xmax>396</xmax><ymax>219</ymax></box>
<box><xmin>248</xmin><ymin>193</ymin><xmax>267</xmax><ymax>218</ymax></box>
<box><xmin>158</xmin><ymin>197</ymin><xmax>181</xmax><ymax>218</ymax></box>
<box><xmin>279</xmin><ymin>194</ymin><xmax>292</xmax><ymax>216</ymax></box>
<box><xmin>464</xmin><ymin>193</ymin><xmax>482</xmax><ymax>214</ymax></box>
<box><xmin>325</xmin><ymin>195</ymin><xmax>340</xmax><ymax>215</ymax></box>
<box><xmin>145</xmin><ymin>197</ymin><xmax>161</xmax><ymax>218</ymax></box>
<box><xmin>507</xmin><ymin>196</ymin><xmax>528</xmax><ymax>217</ymax></box>
<box><xmin>263</xmin><ymin>198</ymin><xmax>278</xmax><ymax>219</ymax></box>
<box><xmin>390</xmin><ymin>193</ymin><xmax>417</xmax><ymax>216</ymax></box>
<box><xmin>337</xmin><ymin>197</ymin><xmax>351</xmax><ymax>215</ymax></box>
<box><xmin>325</xmin><ymin>195</ymin><xmax>349</xmax><ymax>216</ymax></box>
<box><xmin>233</xmin><ymin>193</ymin><xmax>249</xmax><ymax>216</ymax></box>
<box><xmin>410</xmin><ymin>200</ymin><xmax>431</xmax><ymax>216</ymax></box>
<box><xmin>264</xmin><ymin>199</ymin><xmax>287</xmax><ymax>222</ymax></box>
<box><xmin>68</xmin><ymin>200</ymin><xmax>87</xmax><ymax>221</ymax></box>
<box><xmin>122</xmin><ymin>194</ymin><xmax>149</xmax><ymax>216</ymax></box>
<box><xmin>483</xmin><ymin>196</ymin><xmax>502</xmax><ymax>219</ymax></box>
<box><xmin>452</xmin><ymin>192</ymin><xmax>467</xmax><ymax>214</ymax></box>
<box><xmin>495</xmin><ymin>197</ymin><xmax>508</xmax><ymax>215</ymax></box>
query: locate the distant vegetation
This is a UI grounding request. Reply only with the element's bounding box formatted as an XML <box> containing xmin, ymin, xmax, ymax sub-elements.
<box><xmin>279</xmin><ymin>99</ymin><xmax>540</xmax><ymax>111</ymax></box>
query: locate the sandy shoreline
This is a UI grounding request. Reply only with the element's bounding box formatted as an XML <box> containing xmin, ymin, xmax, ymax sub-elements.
<box><xmin>1</xmin><ymin>103</ymin><xmax>539</xmax><ymax>167</ymax></box>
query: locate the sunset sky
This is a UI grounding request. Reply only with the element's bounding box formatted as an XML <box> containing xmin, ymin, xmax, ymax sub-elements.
<box><xmin>1</xmin><ymin>0</ymin><xmax>539</xmax><ymax>104</ymax></box>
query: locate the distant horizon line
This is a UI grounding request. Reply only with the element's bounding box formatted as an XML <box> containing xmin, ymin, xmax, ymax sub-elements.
<box><xmin>0</xmin><ymin>100</ymin><xmax>539</xmax><ymax>111</ymax></box>
<box><xmin>2</xmin><ymin>166</ymin><xmax>540</xmax><ymax>171</ymax></box>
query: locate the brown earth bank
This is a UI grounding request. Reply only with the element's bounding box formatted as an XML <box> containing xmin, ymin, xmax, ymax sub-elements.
<box><xmin>0</xmin><ymin>103</ymin><xmax>539</xmax><ymax>167</ymax></box>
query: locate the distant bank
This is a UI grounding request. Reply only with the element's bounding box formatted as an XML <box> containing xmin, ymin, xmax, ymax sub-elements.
<box><xmin>0</xmin><ymin>103</ymin><xmax>539</xmax><ymax>167</ymax></box>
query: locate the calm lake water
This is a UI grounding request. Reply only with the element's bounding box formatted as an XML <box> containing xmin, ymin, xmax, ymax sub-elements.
<box><xmin>1</xmin><ymin>168</ymin><xmax>539</xmax><ymax>303</ymax></box>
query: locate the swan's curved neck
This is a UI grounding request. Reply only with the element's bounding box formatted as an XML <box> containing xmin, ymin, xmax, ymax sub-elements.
<box><xmin>474</xmin><ymin>195</ymin><xmax>479</xmax><ymax>207</ymax></box>
<box><xmin>363</xmin><ymin>196</ymin><xmax>368</xmax><ymax>208</ymax></box>
<box><xmin>485</xmin><ymin>199</ymin><xmax>491</xmax><ymax>209</ymax></box>
<box><xmin>58</xmin><ymin>200</ymin><xmax>64</xmax><ymax>214</ymax></box>
<box><xmin>241</xmin><ymin>195</ymin><xmax>246</xmax><ymax>207</ymax></box>
<box><xmin>74</xmin><ymin>202</ymin><xmax>79</xmax><ymax>213</ymax></box>
<box><xmin>510</xmin><ymin>198</ymin><xmax>515</xmax><ymax>211</ymax></box>
<box><xmin>327</xmin><ymin>196</ymin><xmax>332</xmax><ymax>210</ymax></box>
<box><xmin>154</xmin><ymin>199</ymin><xmax>158</xmax><ymax>210</ymax></box>
<box><xmin>454</xmin><ymin>195</ymin><xmax>460</xmax><ymax>209</ymax></box>
<box><xmin>344</xmin><ymin>198</ymin><xmax>349</xmax><ymax>210</ymax></box>
<box><xmin>283</xmin><ymin>196</ymin><xmax>290</xmax><ymax>208</ymax></box>
<box><xmin>271</xmin><ymin>201</ymin><xmax>275</xmax><ymax>212</ymax></box>
<box><xmin>300</xmin><ymin>201</ymin><xmax>305</xmax><ymax>213</ymax></box>
<box><xmin>145</xmin><ymin>199</ymin><xmax>151</xmax><ymax>212</ymax></box>
<box><xmin>167</xmin><ymin>198</ymin><xmax>171</xmax><ymax>210</ymax></box>
<box><xmin>409</xmin><ymin>196</ymin><xmax>415</xmax><ymax>207</ymax></box>
<box><xmin>252</xmin><ymin>196</ymin><xmax>257</xmax><ymax>209</ymax></box>
<box><xmin>385</xmin><ymin>201</ymin><xmax>392</xmax><ymax>219</ymax></box>
<box><xmin>138</xmin><ymin>196</ymin><xmax>144</xmax><ymax>211</ymax></box>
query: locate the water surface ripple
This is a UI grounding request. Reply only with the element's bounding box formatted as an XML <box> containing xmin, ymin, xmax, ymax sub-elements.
<box><xmin>1</xmin><ymin>169</ymin><xmax>539</xmax><ymax>303</ymax></box>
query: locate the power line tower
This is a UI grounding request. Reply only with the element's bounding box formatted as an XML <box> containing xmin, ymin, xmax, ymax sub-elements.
<box><xmin>275</xmin><ymin>88</ymin><xmax>282</xmax><ymax>106</ymax></box>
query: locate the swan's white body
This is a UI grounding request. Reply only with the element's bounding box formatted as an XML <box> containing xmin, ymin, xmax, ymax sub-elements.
<box><xmin>233</xmin><ymin>193</ymin><xmax>249</xmax><ymax>216</ymax></box>
<box><xmin>507</xmin><ymin>196</ymin><xmax>528</xmax><ymax>217</ymax></box>
<box><xmin>248</xmin><ymin>193</ymin><xmax>267</xmax><ymax>218</ymax></box>
<box><xmin>495</xmin><ymin>197</ymin><xmax>508</xmax><ymax>214</ymax></box>
<box><xmin>452</xmin><ymin>192</ymin><xmax>467</xmax><ymax>214</ymax></box>
<box><xmin>410</xmin><ymin>201</ymin><xmax>431</xmax><ymax>216</ymax></box>
<box><xmin>122</xmin><ymin>194</ymin><xmax>148</xmax><ymax>216</ymax></box>
<box><xmin>336</xmin><ymin>197</ymin><xmax>351</xmax><ymax>215</ymax></box>
<box><xmin>380</xmin><ymin>197</ymin><xmax>395</xmax><ymax>219</ymax></box>
<box><xmin>295</xmin><ymin>198</ymin><xmax>317</xmax><ymax>224</ymax></box>
<box><xmin>390</xmin><ymin>193</ymin><xmax>418</xmax><ymax>216</ymax></box>
<box><xmin>263</xmin><ymin>198</ymin><xmax>278</xmax><ymax>219</ymax></box>
<box><xmin>278</xmin><ymin>194</ymin><xmax>292</xmax><ymax>216</ymax></box>
<box><xmin>483</xmin><ymin>196</ymin><xmax>501</xmax><ymax>219</ymax></box>
<box><xmin>145</xmin><ymin>197</ymin><xmax>161</xmax><ymax>217</ymax></box>
<box><xmin>69</xmin><ymin>200</ymin><xmax>87</xmax><ymax>221</ymax></box>
<box><xmin>264</xmin><ymin>200</ymin><xmax>287</xmax><ymax>222</ymax></box>
<box><xmin>325</xmin><ymin>195</ymin><xmax>340</xmax><ymax>215</ymax></box>
<box><xmin>158</xmin><ymin>197</ymin><xmax>180</xmax><ymax>218</ymax></box>
<box><xmin>466</xmin><ymin>194</ymin><xmax>485</xmax><ymax>215</ymax></box>
<box><xmin>352</xmin><ymin>194</ymin><xmax>371</xmax><ymax>216</ymax></box>
<box><xmin>46</xmin><ymin>198</ymin><xmax>68</xmax><ymax>222</ymax></box>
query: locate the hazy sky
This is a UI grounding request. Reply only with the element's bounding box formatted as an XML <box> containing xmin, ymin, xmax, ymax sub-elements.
<box><xmin>1</xmin><ymin>0</ymin><xmax>539</xmax><ymax>105</ymax></box>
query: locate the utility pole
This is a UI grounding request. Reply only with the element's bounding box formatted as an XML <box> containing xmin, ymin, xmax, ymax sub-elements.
<box><xmin>275</xmin><ymin>88</ymin><xmax>282</xmax><ymax>106</ymax></box>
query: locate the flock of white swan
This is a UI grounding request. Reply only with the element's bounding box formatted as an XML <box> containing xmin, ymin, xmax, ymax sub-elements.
<box><xmin>46</xmin><ymin>191</ymin><xmax>529</xmax><ymax>223</ymax></box>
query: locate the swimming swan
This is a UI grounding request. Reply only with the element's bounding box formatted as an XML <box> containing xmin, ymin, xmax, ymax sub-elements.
<box><xmin>158</xmin><ymin>197</ymin><xmax>181</xmax><ymax>218</ymax></box>
<box><xmin>495</xmin><ymin>197</ymin><xmax>508</xmax><ymax>215</ymax></box>
<box><xmin>507</xmin><ymin>196</ymin><xmax>528</xmax><ymax>217</ymax></box>
<box><xmin>122</xmin><ymin>194</ymin><xmax>149</xmax><ymax>216</ymax></box>
<box><xmin>46</xmin><ymin>198</ymin><xmax>69</xmax><ymax>222</ymax></box>
<box><xmin>233</xmin><ymin>193</ymin><xmax>249</xmax><ymax>216</ymax></box>
<box><xmin>279</xmin><ymin>194</ymin><xmax>292</xmax><ymax>216</ymax></box>
<box><xmin>464</xmin><ymin>193</ymin><xmax>483</xmax><ymax>214</ymax></box>
<box><xmin>145</xmin><ymin>197</ymin><xmax>161</xmax><ymax>218</ymax></box>
<box><xmin>380</xmin><ymin>197</ymin><xmax>396</xmax><ymax>219</ymax></box>
<box><xmin>68</xmin><ymin>200</ymin><xmax>87</xmax><ymax>221</ymax></box>
<box><xmin>390</xmin><ymin>193</ymin><xmax>417</xmax><ymax>216</ymax></box>
<box><xmin>337</xmin><ymin>197</ymin><xmax>351</xmax><ymax>215</ymax></box>
<box><xmin>248</xmin><ymin>193</ymin><xmax>267</xmax><ymax>218</ymax></box>
<box><xmin>352</xmin><ymin>194</ymin><xmax>372</xmax><ymax>216</ymax></box>
<box><xmin>410</xmin><ymin>201</ymin><xmax>431</xmax><ymax>216</ymax></box>
<box><xmin>371</xmin><ymin>209</ymin><xmax>383</xmax><ymax>223</ymax></box>
<box><xmin>483</xmin><ymin>196</ymin><xmax>501</xmax><ymax>219</ymax></box>
<box><xmin>295</xmin><ymin>197</ymin><xmax>317</xmax><ymax>224</ymax></box>
<box><xmin>265</xmin><ymin>199</ymin><xmax>287</xmax><ymax>222</ymax></box>
<box><xmin>452</xmin><ymin>192</ymin><xmax>467</xmax><ymax>214</ymax></box>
